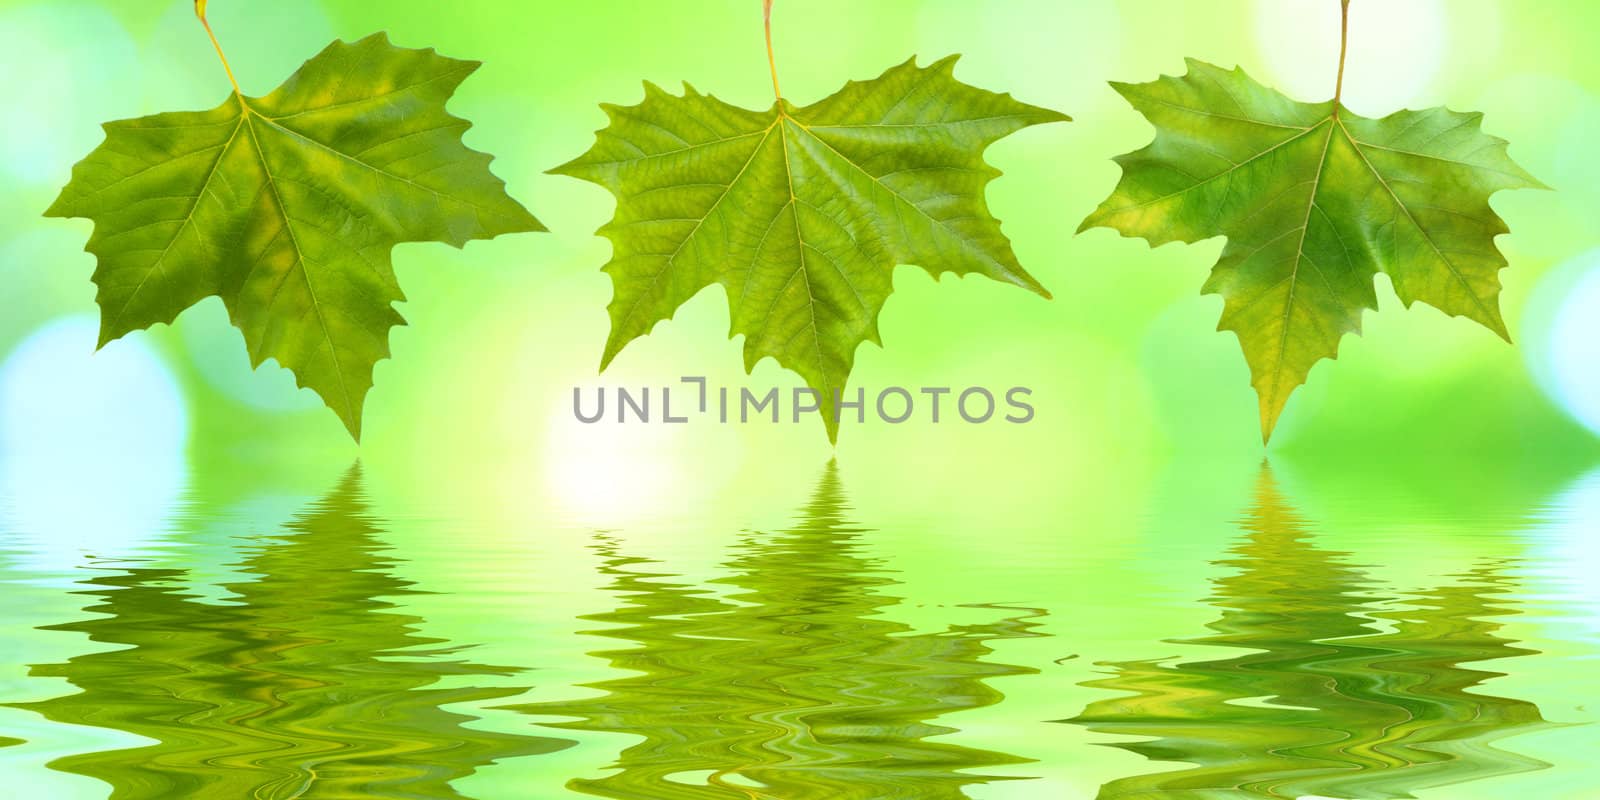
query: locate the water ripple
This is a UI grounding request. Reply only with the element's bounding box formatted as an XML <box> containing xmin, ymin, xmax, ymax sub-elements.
<box><xmin>1066</xmin><ymin>467</ymin><xmax>1553</xmax><ymax>799</ymax></box>
<box><xmin>513</xmin><ymin>461</ymin><xmax>1045</xmax><ymax>799</ymax></box>
<box><xmin>6</xmin><ymin>466</ymin><xmax>570</xmax><ymax>799</ymax></box>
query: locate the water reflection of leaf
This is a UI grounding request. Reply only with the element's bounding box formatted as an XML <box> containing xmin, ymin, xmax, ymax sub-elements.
<box><xmin>1067</xmin><ymin>467</ymin><xmax>1552</xmax><ymax>799</ymax></box>
<box><xmin>8</xmin><ymin>464</ymin><xmax>570</xmax><ymax>799</ymax></box>
<box><xmin>514</xmin><ymin>460</ymin><xmax>1045</xmax><ymax>799</ymax></box>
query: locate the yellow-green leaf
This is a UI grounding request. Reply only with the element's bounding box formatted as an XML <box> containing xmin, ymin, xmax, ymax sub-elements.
<box><xmin>1082</xmin><ymin>59</ymin><xmax>1542</xmax><ymax>441</ymax></box>
<box><xmin>558</xmin><ymin>57</ymin><xmax>1067</xmax><ymax>441</ymax></box>
<box><xmin>48</xmin><ymin>32</ymin><xmax>542</xmax><ymax>439</ymax></box>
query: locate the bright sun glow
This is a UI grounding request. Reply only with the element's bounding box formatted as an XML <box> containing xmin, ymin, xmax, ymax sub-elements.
<box><xmin>540</xmin><ymin>396</ymin><xmax>693</xmax><ymax>526</ymax></box>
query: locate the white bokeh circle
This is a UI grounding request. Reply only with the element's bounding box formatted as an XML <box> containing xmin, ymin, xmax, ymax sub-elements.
<box><xmin>1254</xmin><ymin>0</ymin><xmax>1447</xmax><ymax>114</ymax></box>
<box><xmin>0</xmin><ymin>4</ymin><xmax>142</xmax><ymax>186</ymax></box>
<box><xmin>1522</xmin><ymin>249</ymin><xmax>1600</xmax><ymax>436</ymax></box>
<box><xmin>0</xmin><ymin>317</ymin><xmax>189</xmax><ymax>569</ymax></box>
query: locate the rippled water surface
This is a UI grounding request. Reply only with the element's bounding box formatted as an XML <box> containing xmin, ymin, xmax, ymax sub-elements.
<box><xmin>1</xmin><ymin>458</ymin><xmax>1597</xmax><ymax>799</ymax></box>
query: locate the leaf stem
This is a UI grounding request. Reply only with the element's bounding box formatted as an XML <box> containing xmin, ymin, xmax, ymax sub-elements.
<box><xmin>196</xmin><ymin>0</ymin><xmax>243</xmax><ymax>97</ymax></box>
<box><xmin>764</xmin><ymin>0</ymin><xmax>782</xmax><ymax>103</ymax></box>
<box><xmin>1332</xmin><ymin>0</ymin><xmax>1350</xmax><ymax>115</ymax></box>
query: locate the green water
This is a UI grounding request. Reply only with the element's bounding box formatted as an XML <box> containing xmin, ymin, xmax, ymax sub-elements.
<box><xmin>1</xmin><ymin>459</ymin><xmax>1596</xmax><ymax>799</ymax></box>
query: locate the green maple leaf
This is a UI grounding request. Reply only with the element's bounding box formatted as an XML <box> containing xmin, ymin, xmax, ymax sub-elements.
<box><xmin>1081</xmin><ymin>2</ymin><xmax>1541</xmax><ymax>442</ymax></box>
<box><xmin>47</xmin><ymin>9</ymin><xmax>541</xmax><ymax>440</ymax></box>
<box><xmin>557</xmin><ymin>7</ymin><xmax>1066</xmax><ymax>442</ymax></box>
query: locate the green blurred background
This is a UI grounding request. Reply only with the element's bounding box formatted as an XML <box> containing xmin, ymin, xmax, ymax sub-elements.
<box><xmin>3</xmin><ymin>3</ymin><xmax>1600</xmax><ymax>796</ymax></box>
<box><xmin>2</xmin><ymin>0</ymin><xmax>1599</xmax><ymax>513</ymax></box>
